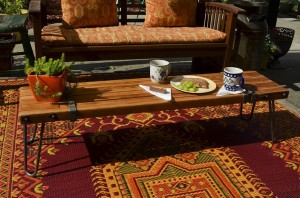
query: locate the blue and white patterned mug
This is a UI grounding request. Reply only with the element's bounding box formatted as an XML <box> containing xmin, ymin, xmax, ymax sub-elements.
<box><xmin>150</xmin><ymin>60</ymin><xmax>171</xmax><ymax>84</ymax></box>
<box><xmin>223</xmin><ymin>67</ymin><xmax>244</xmax><ymax>91</ymax></box>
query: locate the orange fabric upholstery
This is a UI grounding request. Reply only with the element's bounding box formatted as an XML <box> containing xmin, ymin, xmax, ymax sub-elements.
<box><xmin>61</xmin><ymin>0</ymin><xmax>119</xmax><ymax>28</ymax></box>
<box><xmin>41</xmin><ymin>25</ymin><xmax>226</xmax><ymax>46</ymax></box>
<box><xmin>144</xmin><ymin>0</ymin><xmax>198</xmax><ymax>27</ymax></box>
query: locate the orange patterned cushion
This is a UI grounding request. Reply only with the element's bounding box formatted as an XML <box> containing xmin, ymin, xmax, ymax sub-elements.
<box><xmin>41</xmin><ymin>25</ymin><xmax>226</xmax><ymax>46</ymax></box>
<box><xmin>61</xmin><ymin>0</ymin><xmax>118</xmax><ymax>28</ymax></box>
<box><xmin>144</xmin><ymin>0</ymin><xmax>198</xmax><ymax>27</ymax></box>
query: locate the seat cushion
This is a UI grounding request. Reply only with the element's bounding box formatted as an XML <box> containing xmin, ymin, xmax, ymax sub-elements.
<box><xmin>41</xmin><ymin>25</ymin><xmax>226</xmax><ymax>46</ymax></box>
<box><xmin>144</xmin><ymin>0</ymin><xmax>198</xmax><ymax>27</ymax></box>
<box><xmin>61</xmin><ymin>0</ymin><xmax>118</xmax><ymax>28</ymax></box>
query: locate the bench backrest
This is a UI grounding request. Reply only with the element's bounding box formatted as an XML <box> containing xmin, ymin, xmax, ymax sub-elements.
<box><xmin>39</xmin><ymin>0</ymin><xmax>237</xmax><ymax>35</ymax></box>
<box><xmin>30</xmin><ymin>0</ymin><xmax>244</xmax><ymax>63</ymax></box>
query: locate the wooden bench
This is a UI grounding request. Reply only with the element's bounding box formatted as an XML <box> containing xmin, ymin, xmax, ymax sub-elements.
<box><xmin>28</xmin><ymin>0</ymin><xmax>245</xmax><ymax>72</ymax></box>
<box><xmin>19</xmin><ymin>71</ymin><xmax>289</xmax><ymax>177</ymax></box>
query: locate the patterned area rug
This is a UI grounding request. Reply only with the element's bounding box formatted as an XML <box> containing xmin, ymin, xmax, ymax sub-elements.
<box><xmin>1</xmin><ymin>78</ymin><xmax>300</xmax><ymax>197</ymax></box>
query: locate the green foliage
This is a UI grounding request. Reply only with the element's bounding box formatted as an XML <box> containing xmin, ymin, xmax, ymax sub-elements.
<box><xmin>264</xmin><ymin>34</ymin><xmax>281</xmax><ymax>56</ymax></box>
<box><xmin>34</xmin><ymin>80</ymin><xmax>63</xmax><ymax>98</ymax></box>
<box><xmin>25</xmin><ymin>53</ymin><xmax>73</xmax><ymax>76</ymax></box>
<box><xmin>0</xmin><ymin>0</ymin><xmax>28</xmax><ymax>14</ymax></box>
<box><xmin>25</xmin><ymin>53</ymin><xmax>77</xmax><ymax>99</ymax></box>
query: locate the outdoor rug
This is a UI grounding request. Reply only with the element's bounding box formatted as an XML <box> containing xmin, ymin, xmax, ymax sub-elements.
<box><xmin>1</xmin><ymin>78</ymin><xmax>300</xmax><ymax>197</ymax></box>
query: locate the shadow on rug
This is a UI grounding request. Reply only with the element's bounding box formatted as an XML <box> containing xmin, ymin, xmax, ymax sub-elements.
<box><xmin>1</xmin><ymin>78</ymin><xmax>300</xmax><ymax>198</ymax></box>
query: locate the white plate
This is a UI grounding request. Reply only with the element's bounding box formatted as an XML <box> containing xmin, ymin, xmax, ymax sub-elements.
<box><xmin>170</xmin><ymin>75</ymin><xmax>217</xmax><ymax>94</ymax></box>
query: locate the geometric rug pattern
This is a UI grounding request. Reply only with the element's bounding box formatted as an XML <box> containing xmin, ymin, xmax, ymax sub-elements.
<box><xmin>1</xmin><ymin>78</ymin><xmax>300</xmax><ymax>197</ymax></box>
<box><xmin>91</xmin><ymin>148</ymin><xmax>272</xmax><ymax>197</ymax></box>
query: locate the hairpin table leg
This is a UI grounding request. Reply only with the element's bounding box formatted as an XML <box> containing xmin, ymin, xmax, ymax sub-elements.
<box><xmin>23</xmin><ymin>120</ymin><xmax>45</xmax><ymax>177</ymax></box>
<box><xmin>240</xmin><ymin>101</ymin><xmax>256</xmax><ymax>121</ymax></box>
<box><xmin>26</xmin><ymin>124</ymin><xmax>38</xmax><ymax>144</ymax></box>
<box><xmin>269</xmin><ymin>99</ymin><xmax>275</xmax><ymax>142</ymax></box>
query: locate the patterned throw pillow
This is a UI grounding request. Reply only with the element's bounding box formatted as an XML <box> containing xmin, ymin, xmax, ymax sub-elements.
<box><xmin>144</xmin><ymin>0</ymin><xmax>198</xmax><ymax>27</ymax></box>
<box><xmin>61</xmin><ymin>0</ymin><xmax>119</xmax><ymax>28</ymax></box>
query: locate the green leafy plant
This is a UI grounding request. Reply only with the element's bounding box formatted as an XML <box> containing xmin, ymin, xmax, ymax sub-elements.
<box><xmin>262</xmin><ymin>34</ymin><xmax>282</xmax><ymax>67</ymax></box>
<box><xmin>25</xmin><ymin>53</ymin><xmax>77</xmax><ymax>99</ymax></box>
<box><xmin>264</xmin><ymin>34</ymin><xmax>281</xmax><ymax>58</ymax></box>
<box><xmin>0</xmin><ymin>0</ymin><xmax>28</xmax><ymax>14</ymax></box>
<box><xmin>25</xmin><ymin>53</ymin><xmax>73</xmax><ymax>76</ymax></box>
<box><xmin>32</xmin><ymin>80</ymin><xmax>63</xmax><ymax>99</ymax></box>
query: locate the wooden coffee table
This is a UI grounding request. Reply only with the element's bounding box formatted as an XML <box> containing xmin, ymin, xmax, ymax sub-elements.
<box><xmin>19</xmin><ymin>71</ymin><xmax>289</xmax><ymax>177</ymax></box>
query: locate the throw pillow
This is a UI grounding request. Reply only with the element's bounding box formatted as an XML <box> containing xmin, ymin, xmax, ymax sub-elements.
<box><xmin>61</xmin><ymin>0</ymin><xmax>119</xmax><ymax>28</ymax></box>
<box><xmin>144</xmin><ymin>0</ymin><xmax>198</xmax><ymax>27</ymax></box>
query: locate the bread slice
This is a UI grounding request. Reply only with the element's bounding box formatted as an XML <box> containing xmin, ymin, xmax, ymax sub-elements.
<box><xmin>181</xmin><ymin>78</ymin><xmax>209</xmax><ymax>89</ymax></box>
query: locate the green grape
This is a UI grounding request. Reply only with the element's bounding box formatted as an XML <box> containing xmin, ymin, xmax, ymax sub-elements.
<box><xmin>178</xmin><ymin>81</ymin><xmax>198</xmax><ymax>92</ymax></box>
<box><xmin>182</xmin><ymin>81</ymin><xmax>188</xmax><ymax>86</ymax></box>
<box><xmin>183</xmin><ymin>87</ymin><xmax>189</xmax><ymax>91</ymax></box>
<box><xmin>189</xmin><ymin>87</ymin><xmax>197</xmax><ymax>92</ymax></box>
<box><xmin>188</xmin><ymin>88</ymin><xmax>194</xmax><ymax>92</ymax></box>
<box><xmin>187</xmin><ymin>82</ymin><xmax>193</xmax><ymax>88</ymax></box>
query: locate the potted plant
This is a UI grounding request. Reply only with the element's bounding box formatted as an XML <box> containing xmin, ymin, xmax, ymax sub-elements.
<box><xmin>24</xmin><ymin>53</ymin><xmax>76</xmax><ymax>102</ymax></box>
<box><xmin>261</xmin><ymin>34</ymin><xmax>281</xmax><ymax>69</ymax></box>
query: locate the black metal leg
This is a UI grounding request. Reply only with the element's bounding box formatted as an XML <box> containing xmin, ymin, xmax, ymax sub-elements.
<box><xmin>26</xmin><ymin>124</ymin><xmax>38</xmax><ymax>144</ymax></box>
<box><xmin>269</xmin><ymin>99</ymin><xmax>275</xmax><ymax>142</ymax></box>
<box><xmin>23</xmin><ymin>121</ymin><xmax>45</xmax><ymax>177</ymax></box>
<box><xmin>240</xmin><ymin>99</ymin><xmax>276</xmax><ymax>142</ymax></box>
<box><xmin>240</xmin><ymin>102</ymin><xmax>256</xmax><ymax>121</ymax></box>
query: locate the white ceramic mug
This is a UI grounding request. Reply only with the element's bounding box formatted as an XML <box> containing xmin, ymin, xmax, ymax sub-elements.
<box><xmin>223</xmin><ymin>67</ymin><xmax>244</xmax><ymax>91</ymax></box>
<box><xmin>150</xmin><ymin>60</ymin><xmax>171</xmax><ymax>84</ymax></box>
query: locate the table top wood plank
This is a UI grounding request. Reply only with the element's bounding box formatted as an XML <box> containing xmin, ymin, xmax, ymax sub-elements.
<box><xmin>18</xmin><ymin>71</ymin><xmax>289</xmax><ymax>124</ymax></box>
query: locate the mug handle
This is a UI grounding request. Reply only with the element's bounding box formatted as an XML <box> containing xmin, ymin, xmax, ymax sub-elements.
<box><xmin>166</xmin><ymin>64</ymin><xmax>171</xmax><ymax>76</ymax></box>
<box><xmin>238</xmin><ymin>76</ymin><xmax>244</xmax><ymax>87</ymax></box>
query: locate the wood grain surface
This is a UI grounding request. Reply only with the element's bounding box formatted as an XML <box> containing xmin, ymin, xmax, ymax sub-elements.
<box><xmin>19</xmin><ymin>71</ymin><xmax>289</xmax><ymax>124</ymax></box>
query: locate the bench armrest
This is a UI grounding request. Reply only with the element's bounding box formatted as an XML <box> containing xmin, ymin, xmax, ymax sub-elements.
<box><xmin>206</xmin><ymin>2</ymin><xmax>246</xmax><ymax>15</ymax></box>
<box><xmin>201</xmin><ymin>2</ymin><xmax>245</xmax><ymax>68</ymax></box>
<box><xmin>202</xmin><ymin>2</ymin><xmax>245</xmax><ymax>31</ymax></box>
<box><xmin>28</xmin><ymin>0</ymin><xmax>41</xmax><ymax>15</ymax></box>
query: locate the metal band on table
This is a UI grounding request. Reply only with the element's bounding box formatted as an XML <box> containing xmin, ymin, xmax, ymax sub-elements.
<box><xmin>23</xmin><ymin>83</ymin><xmax>77</xmax><ymax>177</ymax></box>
